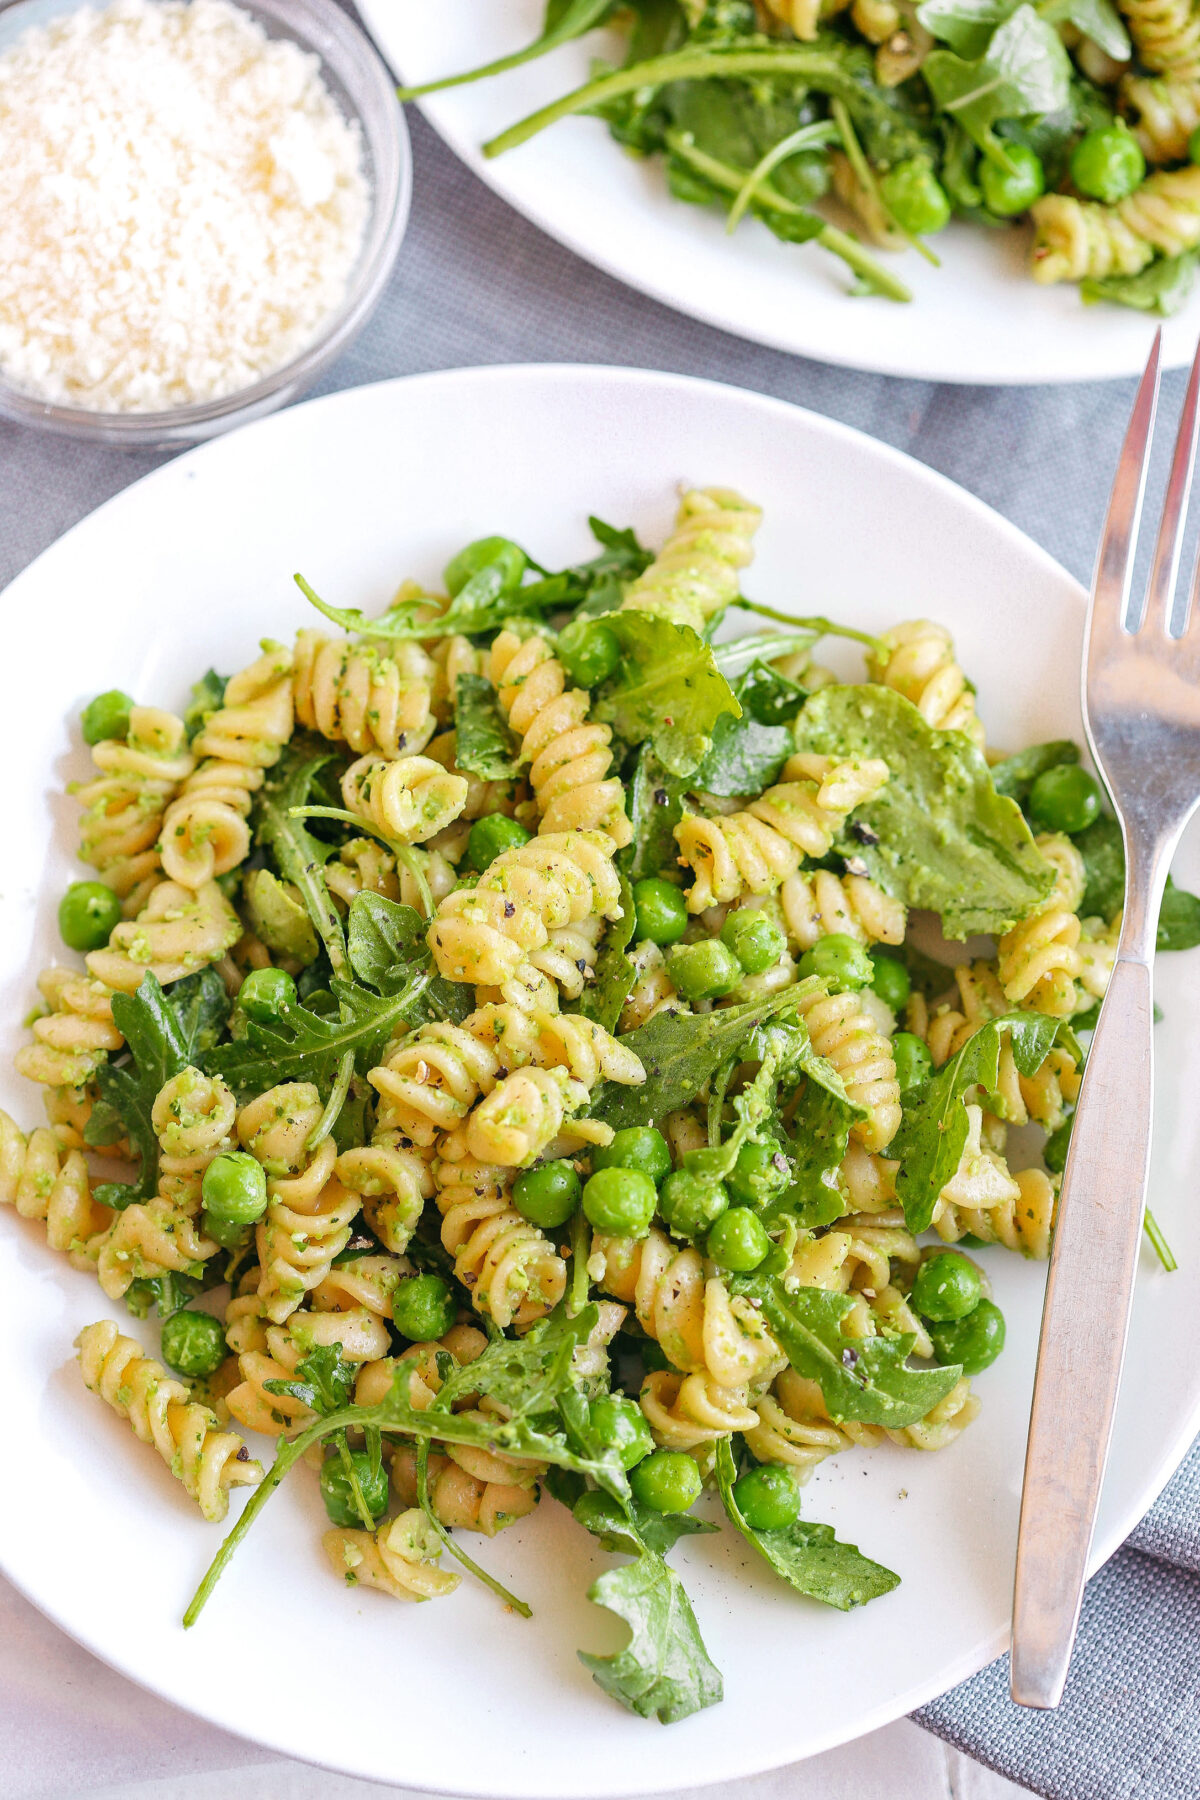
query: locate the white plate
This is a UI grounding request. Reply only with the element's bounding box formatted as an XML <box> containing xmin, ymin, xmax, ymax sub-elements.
<box><xmin>361</xmin><ymin>0</ymin><xmax>1197</xmax><ymax>385</ymax></box>
<box><xmin>1</xmin><ymin>365</ymin><xmax>1198</xmax><ymax>1797</ymax></box>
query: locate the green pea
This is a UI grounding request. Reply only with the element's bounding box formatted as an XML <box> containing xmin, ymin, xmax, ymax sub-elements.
<box><xmin>1028</xmin><ymin>765</ymin><xmax>1103</xmax><ymax>836</ymax></box>
<box><xmin>58</xmin><ymin>881</ymin><xmax>122</xmax><ymax>953</ymax></box>
<box><xmin>201</xmin><ymin>1210</ymin><xmax>249</xmax><ymax>1251</ymax></box>
<box><xmin>582</xmin><ymin>1167</ymin><xmax>657</xmax><ymax>1237</ymax></box>
<box><xmin>668</xmin><ymin>938</ymin><xmax>742</xmax><ymax>1002</ymax></box>
<box><xmin>589</xmin><ymin>1393</ymin><xmax>655</xmax><ymax>1470</ymax></box>
<box><xmin>732</xmin><ymin>1463</ymin><xmax>802</xmax><ymax>1531</ymax></box>
<box><xmin>879</xmin><ymin>158</ymin><xmax>951</xmax><ymax>235</ymax></box>
<box><xmin>629</xmin><ymin>1448</ymin><xmax>703</xmax><ymax>1514</ymax></box>
<box><xmin>513</xmin><ymin>1161</ymin><xmax>581</xmax><ymax>1229</ymax></box>
<box><xmin>707</xmin><ymin>1206</ymin><xmax>771</xmax><ymax>1272</ymax></box>
<box><xmin>980</xmin><ymin>143</ymin><xmax>1044</xmax><ymax>217</ymax></box>
<box><xmin>727</xmin><ymin>1138</ymin><xmax>790</xmax><ymax>1208</ymax></box>
<box><xmin>159</xmin><ymin>1309</ymin><xmax>226</xmax><ymax>1378</ymax></box>
<box><xmin>81</xmin><ymin>688</ymin><xmax>134</xmax><ymax>746</ymax></box>
<box><xmin>467</xmin><ymin>813</ymin><xmax>531</xmax><ymax>872</ymax></box>
<box><xmin>892</xmin><ymin>1031</ymin><xmax>933</xmax><ymax>1093</ymax></box>
<box><xmin>392</xmin><ymin>1273</ymin><xmax>456</xmax><ymax>1342</ymax></box>
<box><xmin>238</xmin><ymin>966</ymin><xmax>297</xmax><ymax>1023</ymax></box>
<box><xmin>930</xmin><ymin>1298</ymin><xmax>1006</xmax><ymax>1375</ymax></box>
<box><xmin>659</xmin><ymin>1170</ymin><xmax>729</xmax><ymax>1240</ymax></box>
<box><xmin>796</xmin><ymin>932</ymin><xmax>873</xmax><ymax>992</ymax></box>
<box><xmin>632</xmin><ymin>878</ymin><xmax>689</xmax><ymax>948</ymax></box>
<box><xmin>201</xmin><ymin>1152</ymin><xmax>268</xmax><ymax>1225</ymax></box>
<box><xmin>1070</xmin><ymin>125</ymin><xmax>1145</xmax><ymax>205</ymax></box>
<box><xmin>591</xmin><ymin>1127</ymin><xmax>672</xmax><ymax>1185</ymax></box>
<box><xmin>869</xmin><ymin>950</ymin><xmax>911</xmax><ymax>1011</ymax></box>
<box><xmin>557</xmin><ymin>619</ymin><xmax>621</xmax><ymax>688</ymax></box>
<box><xmin>911</xmin><ymin>1250</ymin><xmax>983</xmax><ymax>1323</ymax></box>
<box><xmin>443</xmin><ymin>535</ymin><xmax>526</xmax><ymax>597</ymax></box>
<box><xmin>320</xmin><ymin>1450</ymin><xmax>390</xmax><ymax>1528</ymax></box>
<box><xmin>721</xmin><ymin>909</ymin><xmax>787</xmax><ymax>975</ymax></box>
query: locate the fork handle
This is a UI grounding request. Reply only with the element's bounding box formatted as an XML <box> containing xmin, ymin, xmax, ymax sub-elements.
<box><xmin>1010</xmin><ymin>954</ymin><xmax>1154</xmax><ymax>1707</ymax></box>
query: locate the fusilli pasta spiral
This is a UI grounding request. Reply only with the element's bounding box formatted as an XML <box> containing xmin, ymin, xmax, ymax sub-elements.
<box><xmin>866</xmin><ymin>620</ymin><xmax>984</xmax><ymax>744</ymax></box>
<box><xmin>85</xmin><ymin>879</ymin><xmax>241</xmax><ymax>993</ymax></box>
<box><xmin>639</xmin><ymin>1369</ymin><xmax>759</xmax><ymax>1450</ymax></box>
<box><xmin>293</xmin><ymin>629</ymin><xmax>436</xmax><ymax>758</ymax></box>
<box><xmin>779</xmin><ymin>868</ymin><xmax>906</xmax><ymax>950</ymax></box>
<box><xmin>997</xmin><ymin>832</ymin><xmax>1084</xmax><ymax>1016</ymax></box>
<box><xmin>15</xmin><ymin>968</ymin><xmax>123</xmax><ymax>1089</ymax></box>
<box><xmin>935</xmin><ymin>1165</ymin><xmax>1057</xmax><ymax>1260</ymax></box>
<box><xmin>341</xmin><ymin>753</ymin><xmax>468</xmax><ymax>847</ymax></box>
<box><xmin>0</xmin><ymin>1110</ymin><xmax>110</xmax><ymax>1265</ymax></box>
<box><xmin>1123</xmin><ymin>72</ymin><xmax>1200</xmax><ymax>161</ymax></box>
<box><xmin>1032</xmin><ymin>167</ymin><xmax>1200</xmax><ymax>284</ymax></box>
<box><xmin>391</xmin><ymin>1441</ymin><xmax>541</xmax><ymax>1535</ymax></box>
<box><xmin>433</xmin><ymin>1145</ymin><xmax>567</xmax><ymax>1329</ymax></box>
<box><xmin>73</xmin><ymin>707</ymin><xmax>195</xmax><ymax>914</ymax></box>
<box><xmin>1119</xmin><ymin>0</ymin><xmax>1200</xmax><ymax>72</ymax></box>
<box><xmin>151</xmin><ymin>1066</ymin><xmax>237</xmax><ymax>1206</ymax></box>
<box><xmin>621</xmin><ymin>487</ymin><xmax>762</xmax><ymax>636</ymax></box>
<box><xmin>333</xmin><ymin>1135</ymin><xmax>434</xmax><ymax>1254</ymax></box>
<box><xmin>323</xmin><ymin>1509</ymin><xmax>459</xmax><ymax>1601</ymax></box>
<box><xmin>791</xmin><ymin>983</ymin><xmax>902</xmax><ymax>1153</ymax></box>
<box><xmin>93</xmin><ymin>1195</ymin><xmax>218</xmax><ymax>1299</ymax></box>
<box><xmin>76</xmin><ymin>1319</ymin><xmax>262</xmax><ymax>1521</ymax></box>
<box><xmin>238</xmin><ymin>1084</ymin><xmax>361</xmax><ymax>1323</ymax></box>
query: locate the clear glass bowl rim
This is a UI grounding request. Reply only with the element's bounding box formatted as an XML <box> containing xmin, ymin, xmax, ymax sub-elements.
<box><xmin>0</xmin><ymin>0</ymin><xmax>411</xmax><ymax>447</ymax></box>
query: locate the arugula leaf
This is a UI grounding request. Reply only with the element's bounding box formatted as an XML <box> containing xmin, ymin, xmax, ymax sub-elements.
<box><xmin>1044</xmin><ymin>0</ymin><xmax>1130</xmax><ymax>57</ymax></box>
<box><xmin>587</xmin><ymin>985</ymin><xmax>811</xmax><ymax>1128</ymax></box>
<box><xmin>989</xmin><ymin>739</ymin><xmax>1080</xmax><ymax>804</ymax></box>
<box><xmin>264</xmin><ymin>1342</ymin><xmax>356</xmax><ymax>1415</ymax></box>
<box><xmin>715</xmin><ymin>1440</ymin><xmax>899</xmax><ymax>1608</ymax></box>
<box><xmin>772</xmin><ymin>1081</ymin><xmax>859</xmax><ymax>1229</ymax></box>
<box><xmin>536</xmin><ymin>517</ymin><xmax>655</xmax><ymax>621</ymax></box>
<box><xmin>579</xmin><ymin>875</ymin><xmax>638</xmax><ymax>1034</ymax></box>
<box><xmin>346</xmin><ymin>892</ymin><xmax>473</xmax><ymax>1023</ymax></box>
<box><xmin>889</xmin><ymin>940</ymin><xmax>957</xmax><ymax>1003</ymax></box>
<box><xmin>1075</xmin><ymin>813</ymin><xmax>1125</xmax><ymax>918</ymax></box>
<box><xmin>89</xmin><ymin>971</ymin><xmax>228</xmax><ymax>1207</ymax></box>
<box><xmin>124</xmin><ymin>1270</ymin><xmax>212</xmax><ymax>1320</ymax></box>
<box><xmin>713</xmin><ymin>628</ymin><xmax>819</xmax><ymax>682</ymax></box>
<box><xmin>923</xmin><ymin>7</ymin><xmax>1072</xmax><ymax>159</ymax></box>
<box><xmin>182</xmin><ymin>669</ymin><xmax>228</xmax><ymax>742</ymax></box>
<box><xmin>252</xmin><ymin>734</ymin><xmax>348</xmax><ymax>975</ymax></box>
<box><xmin>1159</xmin><ymin>880</ymin><xmax>1200</xmax><ymax>952</ymax></box>
<box><xmin>1083</xmin><ymin>251</ymin><xmax>1200</xmax><ymax>319</ymax></box>
<box><xmin>396</xmin><ymin>0</ymin><xmax>616</xmax><ymax>100</ymax></box>
<box><xmin>453</xmin><ymin>674</ymin><xmax>521</xmax><ymax>781</ymax></box>
<box><xmin>734</xmin><ymin>1272</ymin><xmax>963</xmax><ymax>1427</ymax></box>
<box><xmin>243</xmin><ymin>869</ymin><xmax>320</xmax><ymax>965</ymax></box>
<box><xmin>592</xmin><ymin>610</ymin><xmax>740</xmax><ymax>776</ymax></box>
<box><xmin>891</xmin><ymin>1012</ymin><xmax>1078</xmax><ymax>1233</ymax></box>
<box><xmin>569</xmin><ymin>1489</ymin><xmax>723</xmax><ymax>1723</ymax></box>
<box><xmin>621</xmin><ymin>746</ymin><xmax>686</xmax><ymax>885</ymax></box>
<box><xmin>690</xmin><ymin>662</ymin><xmax>803</xmax><ymax>796</ymax></box>
<box><xmin>918</xmin><ymin>0</ymin><xmax>1128</xmax><ymax>59</ymax></box>
<box><xmin>570</xmin><ymin>1486</ymin><xmax>719</xmax><ymax>1557</ymax></box>
<box><xmin>792</xmin><ymin>684</ymin><xmax>1053</xmax><ymax>938</ymax></box>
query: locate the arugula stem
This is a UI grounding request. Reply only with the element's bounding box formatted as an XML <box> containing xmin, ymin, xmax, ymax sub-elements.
<box><xmin>415</xmin><ymin>1438</ymin><xmax>533</xmax><ymax>1616</ymax></box>
<box><xmin>307</xmin><ymin>1049</ymin><xmax>355</xmax><ymax>1152</ymax></box>
<box><xmin>184</xmin><ymin>1435</ymin><xmax>307</xmax><ymax>1626</ymax></box>
<box><xmin>335</xmin><ymin>1428</ymin><xmax>376</xmax><ymax>1532</ymax></box>
<box><xmin>1144</xmin><ymin>1207</ymin><xmax>1177</xmax><ymax>1273</ymax></box>
<box><xmin>568</xmin><ymin>1209</ymin><xmax>592</xmax><ymax>1316</ymax></box>
<box><xmin>395</xmin><ymin>0</ymin><xmax>613</xmax><ymax>101</ymax></box>
<box><xmin>730</xmin><ymin>601</ymin><xmax>887</xmax><ymax>655</ymax></box>
<box><xmin>396</xmin><ymin>845</ymin><xmax>434</xmax><ymax>919</ymax></box>
<box><xmin>290</xmin><ymin>806</ymin><xmax>428</xmax><ymax>905</ymax></box>
<box><xmin>727</xmin><ymin>121</ymin><xmax>839</xmax><ymax>233</ymax></box>
<box><xmin>830</xmin><ymin>98</ymin><xmax>939</xmax><ymax>270</ymax></box>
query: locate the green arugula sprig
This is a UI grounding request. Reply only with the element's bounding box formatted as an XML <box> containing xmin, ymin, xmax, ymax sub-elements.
<box><xmin>453</xmin><ymin>674</ymin><xmax>521</xmax><ymax>781</ymax></box>
<box><xmin>578</xmin><ymin>874</ymin><xmax>638</xmax><ymax>1034</ymax></box>
<box><xmin>250</xmin><ymin>736</ymin><xmax>349</xmax><ymax>975</ymax></box>
<box><xmin>714</xmin><ymin>1440</ymin><xmax>899</xmax><ymax>1607</ymax></box>
<box><xmin>395</xmin><ymin>0</ymin><xmax>617</xmax><ymax>101</ymax></box>
<box><xmin>265</xmin><ymin>1344</ymin><xmax>380</xmax><ymax>1534</ymax></box>
<box><xmin>591</xmin><ymin>609</ymin><xmax>741</xmax><ymax>777</ymax></box>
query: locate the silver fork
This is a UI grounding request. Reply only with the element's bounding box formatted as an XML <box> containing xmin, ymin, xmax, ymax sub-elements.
<box><xmin>1011</xmin><ymin>330</ymin><xmax>1200</xmax><ymax>1709</ymax></box>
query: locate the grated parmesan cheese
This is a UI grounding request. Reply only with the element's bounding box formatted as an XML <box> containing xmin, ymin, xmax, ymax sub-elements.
<box><xmin>0</xmin><ymin>0</ymin><xmax>370</xmax><ymax>412</ymax></box>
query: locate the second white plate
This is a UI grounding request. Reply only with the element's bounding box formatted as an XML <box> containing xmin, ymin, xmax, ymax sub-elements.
<box><xmin>362</xmin><ymin>0</ymin><xmax>1190</xmax><ymax>384</ymax></box>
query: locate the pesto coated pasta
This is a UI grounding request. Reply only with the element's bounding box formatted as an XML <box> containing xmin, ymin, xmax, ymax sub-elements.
<box><xmin>9</xmin><ymin>483</ymin><xmax>1190</xmax><ymax>1730</ymax></box>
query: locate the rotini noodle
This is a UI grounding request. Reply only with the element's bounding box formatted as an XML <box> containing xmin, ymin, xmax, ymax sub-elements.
<box><xmin>73</xmin><ymin>707</ymin><xmax>195</xmax><ymax>914</ymax></box>
<box><xmin>866</xmin><ymin>620</ymin><xmax>984</xmax><ymax>744</ymax></box>
<box><xmin>238</xmin><ymin>1083</ymin><xmax>361</xmax><ymax>1323</ymax></box>
<box><xmin>293</xmin><ymin>629</ymin><xmax>436</xmax><ymax>758</ymax></box>
<box><xmin>433</xmin><ymin>1145</ymin><xmax>567</xmax><ymax>1328</ymax></box>
<box><xmin>86</xmin><ymin>879</ymin><xmax>241</xmax><ymax>993</ymax></box>
<box><xmin>639</xmin><ymin>1369</ymin><xmax>759</xmax><ymax>1450</ymax></box>
<box><xmin>791</xmin><ymin>983</ymin><xmax>902</xmax><ymax>1153</ymax></box>
<box><xmin>15</xmin><ymin>968</ymin><xmax>123</xmax><ymax>1089</ymax></box>
<box><xmin>0</xmin><ymin>1110</ymin><xmax>111</xmax><ymax>1266</ymax></box>
<box><xmin>621</xmin><ymin>487</ymin><xmax>762</xmax><ymax>636</ymax></box>
<box><xmin>998</xmin><ymin>832</ymin><xmax>1084</xmax><ymax>1016</ymax></box>
<box><xmin>323</xmin><ymin>1509</ymin><xmax>459</xmax><ymax>1601</ymax></box>
<box><xmin>151</xmin><ymin>1066</ymin><xmax>237</xmax><ymax>1206</ymax></box>
<box><xmin>779</xmin><ymin>868</ymin><xmax>906</xmax><ymax>950</ymax></box>
<box><xmin>341</xmin><ymin>752</ymin><xmax>468</xmax><ymax>846</ymax></box>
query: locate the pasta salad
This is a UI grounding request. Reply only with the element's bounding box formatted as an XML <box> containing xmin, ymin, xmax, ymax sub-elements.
<box><xmin>401</xmin><ymin>0</ymin><xmax>1200</xmax><ymax>316</ymax></box>
<box><xmin>6</xmin><ymin>485</ymin><xmax>1199</xmax><ymax>1723</ymax></box>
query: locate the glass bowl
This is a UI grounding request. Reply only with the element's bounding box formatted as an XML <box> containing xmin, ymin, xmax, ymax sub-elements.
<box><xmin>0</xmin><ymin>0</ymin><xmax>411</xmax><ymax>449</ymax></box>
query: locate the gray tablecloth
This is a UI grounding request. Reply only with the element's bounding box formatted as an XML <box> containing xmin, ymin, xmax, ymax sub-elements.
<box><xmin>2</xmin><ymin>92</ymin><xmax>1198</xmax><ymax>1800</ymax></box>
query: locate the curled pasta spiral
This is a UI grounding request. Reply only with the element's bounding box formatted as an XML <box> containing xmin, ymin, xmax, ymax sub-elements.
<box><xmin>866</xmin><ymin>620</ymin><xmax>984</xmax><ymax>744</ymax></box>
<box><xmin>0</xmin><ymin>1111</ymin><xmax>111</xmax><ymax>1265</ymax></box>
<box><xmin>225</xmin><ymin>1302</ymin><xmax>393</xmax><ymax>1435</ymax></box>
<box><xmin>160</xmin><ymin>644</ymin><xmax>295</xmax><ymax>887</ymax></box>
<box><xmin>934</xmin><ymin>1104</ymin><xmax>1022</xmax><ymax>1228</ymax></box>
<box><xmin>936</xmin><ymin>1166</ymin><xmax>1057</xmax><ymax>1260</ymax></box>
<box><xmin>998</xmin><ymin>833</ymin><xmax>1084</xmax><ymax>1016</ymax></box>
<box><xmin>392</xmin><ymin>1440</ymin><xmax>541</xmax><ymax>1535</ymax></box>
<box><xmin>789</xmin><ymin>1222</ymin><xmax>930</xmax><ymax>1356</ymax></box>
<box><xmin>621</xmin><ymin>487</ymin><xmax>762</xmax><ymax>636</ymax></box>
<box><xmin>1077</xmin><ymin>912</ymin><xmax>1120</xmax><ymax>1008</ymax></box>
<box><xmin>293</xmin><ymin>629</ymin><xmax>436</xmax><ymax>758</ymax></box>
<box><xmin>905</xmin><ymin>961</ymin><xmax>1007</xmax><ymax>1066</ymax></box>
<box><xmin>987</xmin><ymin>1042</ymin><xmax>1080</xmax><ymax>1132</ymax></box>
<box><xmin>898</xmin><ymin>1378</ymin><xmax>980</xmax><ymax>1451</ymax></box>
<box><xmin>488</xmin><ymin>630</ymin><xmax>631</xmax><ymax>845</ymax></box>
<box><xmin>355</xmin><ymin>1321</ymin><xmax>489</xmax><ymax>1410</ymax></box>
<box><xmin>433</xmin><ymin>1147</ymin><xmax>566</xmax><ymax>1329</ymax></box>
<box><xmin>429</xmin><ymin>830</ymin><xmax>621</xmax><ymax>990</ymax></box>
<box><xmin>1032</xmin><ymin>168</ymin><xmax>1200</xmax><ymax>284</ymax></box>
<box><xmin>467</xmin><ymin>1003</ymin><xmax>645</xmax><ymax>1092</ymax></box>
<box><xmin>15</xmin><ymin>968</ymin><xmax>123</xmax><ymax>1088</ymax></box>
<box><xmin>675</xmin><ymin>754</ymin><xmax>889</xmax><ymax>911</ymax></box>
<box><xmin>93</xmin><ymin>1196</ymin><xmax>218</xmax><ymax>1299</ymax></box>
<box><xmin>791</xmin><ymin>983</ymin><xmax>902</xmax><ymax>1153</ymax></box>
<box><xmin>425</xmin><ymin>728</ymin><xmax>521</xmax><ymax>823</ymax></box>
<box><xmin>151</xmin><ymin>1066</ymin><xmax>237</xmax><ymax>1206</ymax></box>
<box><xmin>1120</xmin><ymin>0</ymin><xmax>1200</xmax><ymax>71</ymax></box>
<box><xmin>76</xmin><ymin>1319</ymin><xmax>262</xmax><ymax>1521</ymax></box>
<box><xmin>341</xmin><ymin>753</ymin><xmax>468</xmax><ymax>846</ymax></box>
<box><xmin>745</xmin><ymin>1370</ymin><xmax>859</xmax><ymax>1481</ymax></box>
<box><xmin>589</xmin><ymin>1228</ymin><xmax>784</xmax><ymax>1386</ymax></box>
<box><xmin>326</xmin><ymin>835</ymin><xmax>460</xmax><ymax>918</ymax></box>
<box><xmin>429</xmin><ymin>633</ymin><xmax>484</xmax><ymax>722</ymax></box>
<box><xmin>465</xmin><ymin>1065</ymin><xmax>591</xmax><ymax>1167</ymax></box>
<box><xmin>639</xmin><ymin>1369</ymin><xmax>759</xmax><ymax>1451</ymax></box>
<box><xmin>1123</xmin><ymin>73</ymin><xmax>1200</xmax><ymax>162</ymax></box>
<box><xmin>620</xmin><ymin>940</ymin><xmax>688</xmax><ymax>1031</ymax></box>
<box><xmin>528</xmin><ymin>914</ymin><xmax>604</xmax><ymax>1002</ymax></box>
<box><xmin>323</xmin><ymin>1509</ymin><xmax>459</xmax><ymax>1602</ymax></box>
<box><xmin>42</xmin><ymin>1081</ymin><xmax>106</xmax><ymax>1152</ymax></box>
<box><xmin>73</xmin><ymin>707</ymin><xmax>195</xmax><ymax>915</ymax></box>
<box><xmin>333</xmin><ymin>1135</ymin><xmax>434</xmax><ymax>1253</ymax></box>
<box><xmin>238</xmin><ymin>1084</ymin><xmax>361</xmax><ymax>1323</ymax></box>
<box><xmin>369</xmin><ymin>1021</ymin><xmax>503</xmax><ymax>1147</ymax></box>
<box><xmin>86</xmin><ymin>879</ymin><xmax>241</xmax><ymax>994</ymax></box>
<box><xmin>838</xmin><ymin>1141</ymin><xmax>900</xmax><ymax>1215</ymax></box>
<box><xmin>779</xmin><ymin>869</ymin><xmax>906</xmax><ymax>950</ymax></box>
<box><xmin>312</xmin><ymin>1252</ymin><xmax>411</xmax><ymax>1323</ymax></box>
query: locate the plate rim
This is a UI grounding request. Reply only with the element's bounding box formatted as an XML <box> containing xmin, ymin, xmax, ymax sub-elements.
<box><xmin>2</xmin><ymin>360</ymin><xmax>1198</xmax><ymax>1795</ymax></box>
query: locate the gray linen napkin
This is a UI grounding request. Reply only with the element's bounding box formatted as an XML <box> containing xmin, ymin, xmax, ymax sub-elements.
<box><xmin>1</xmin><ymin>97</ymin><xmax>1197</xmax><ymax>1800</ymax></box>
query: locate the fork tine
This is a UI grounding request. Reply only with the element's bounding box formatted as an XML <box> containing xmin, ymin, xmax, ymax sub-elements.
<box><xmin>1142</xmin><ymin>332</ymin><xmax>1200</xmax><ymax>635</ymax></box>
<box><xmin>1089</xmin><ymin>330</ymin><xmax>1161</xmax><ymax>675</ymax></box>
